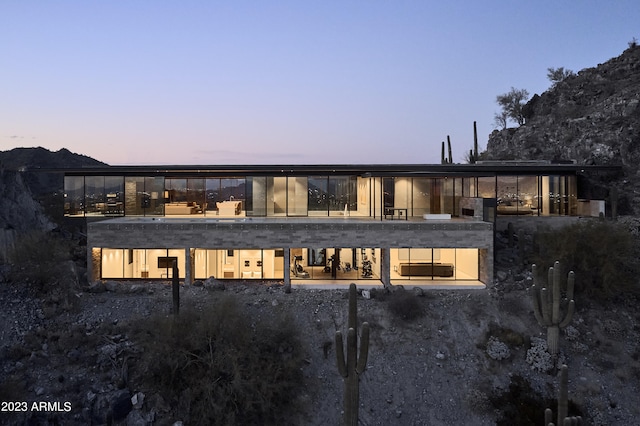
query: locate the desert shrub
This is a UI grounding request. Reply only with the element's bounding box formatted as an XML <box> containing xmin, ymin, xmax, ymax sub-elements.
<box><xmin>532</xmin><ymin>220</ymin><xmax>640</xmax><ymax>300</ymax></box>
<box><xmin>489</xmin><ymin>374</ymin><xmax>584</xmax><ymax>425</ymax></box>
<box><xmin>133</xmin><ymin>296</ymin><xmax>305</xmax><ymax>425</ymax></box>
<box><xmin>8</xmin><ymin>230</ymin><xmax>73</xmax><ymax>291</ymax></box>
<box><xmin>385</xmin><ymin>288</ymin><xmax>424</xmax><ymax>321</ymax></box>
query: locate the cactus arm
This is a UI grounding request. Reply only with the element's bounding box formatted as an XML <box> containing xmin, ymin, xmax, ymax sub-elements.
<box><xmin>531</xmin><ymin>284</ymin><xmax>545</xmax><ymax>325</ymax></box>
<box><xmin>356</xmin><ymin>322</ymin><xmax>370</xmax><ymax>374</ymax></box>
<box><xmin>335</xmin><ymin>331</ymin><xmax>347</xmax><ymax>378</ymax></box>
<box><xmin>559</xmin><ymin>300</ymin><xmax>575</xmax><ymax>329</ymax></box>
<box><xmin>531</xmin><ymin>264</ymin><xmax>545</xmax><ymax>325</ymax></box>
<box><xmin>545</xmin><ymin>407</ymin><xmax>553</xmax><ymax>426</ymax></box>
<box><xmin>567</xmin><ymin>271</ymin><xmax>575</xmax><ymax>301</ymax></box>
<box><xmin>348</xmin><ymin>283</ymin><xmax>357</xmax><ymax>331</ymax></box>
<box><xmin>541</xmin><ymin>287</ymin><xmax>552</xmax><ymax>325</ymax></box>
<box><xmin>550</xmin><ymin>265</ymin><xmax>559</xmax><ymax>323</ymax></box>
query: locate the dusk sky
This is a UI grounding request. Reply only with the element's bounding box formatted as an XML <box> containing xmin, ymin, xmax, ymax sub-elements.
<box><xmin>2</xmin><ymin>1</ymin><xmax>638</xmax><ymax>165</ymax></box>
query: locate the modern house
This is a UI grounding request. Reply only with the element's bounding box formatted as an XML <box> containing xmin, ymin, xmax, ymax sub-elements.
<box><xmin>62</xmin><ymin>162</ymin><xmax>617</xmax><ymax>289</ymax></box>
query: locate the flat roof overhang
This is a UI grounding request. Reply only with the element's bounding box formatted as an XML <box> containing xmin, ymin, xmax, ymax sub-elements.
<box><xmin>45</xmin><ymin>162</ymin><xmax>622</xmax><ymax>178</ymax></box>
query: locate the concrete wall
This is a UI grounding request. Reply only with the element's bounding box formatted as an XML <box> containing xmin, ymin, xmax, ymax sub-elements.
<box><xmin>459</xmin><ymin>197</ymin><xmax>485</xmax><ymax>220</ymax></box>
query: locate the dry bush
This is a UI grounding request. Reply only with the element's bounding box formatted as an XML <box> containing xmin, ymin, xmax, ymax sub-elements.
<box><xmin>533</xmin><ymin>220</ymin><xmax>640</xmax><ymax>301</ymax></box>
<box><xmin>7</xmin><ymin>230</ymin><xmax>80</xmax><ymax>314</ymax></box>
<box><xmin>385</xmin><ymin>288</ymin><xmax>424</xmax><ymax>321</ymax></box>
<box><xmin>8</xmin><ymin>231</ymin><xmax>73</xmax><ymax>289</ymax></box>
<box><xmin>132</xmin><ymin>296</ymin><xmax>305</xmax><ymax>425</ymax></box>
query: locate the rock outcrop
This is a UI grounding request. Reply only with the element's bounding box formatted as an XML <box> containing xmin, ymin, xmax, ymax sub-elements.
<box><xmin>0</xmin><ymin>168</ymin><xmax>54</xmax><ymax>262</ymax></box>
<box><xmin>484</xmin><ymin>44</ymin><xmax>640</xmax><ymax>212</ymax></box>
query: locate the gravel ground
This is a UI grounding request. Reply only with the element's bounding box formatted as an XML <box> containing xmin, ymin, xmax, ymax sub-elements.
<box><xmin>1</xmin><ymin>259</ymin><xmax>639</xmax><ymax>425</ymax></box>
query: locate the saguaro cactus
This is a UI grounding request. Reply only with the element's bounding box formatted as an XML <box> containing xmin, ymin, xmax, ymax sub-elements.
<box><xmin>441</xmin><ymin>141</ymin><xmax>447</xmax><ymax>164</ymax></box>
<box><xmin>530</xmin><ymin>261</ymin><xmax>575</xmax><ymax>357</ymax></box>
<box><xmin>440</xmin><ymin>138</ymin><xmax>453</xmax><ymax>164</ymax></box>
<box><xmin>336</xmin><ymin>283</ymin><xmax>370</xmax><ymax>426</ymax></box>
<box><xmin>545</xmin><ymin>365</ymin><xmax>582</xmax><ymax>426</ymax></box>
<box><xmin>469</xmin><ymin>121</ymin><xmax>479</xmax><ymax>164</ymax></box>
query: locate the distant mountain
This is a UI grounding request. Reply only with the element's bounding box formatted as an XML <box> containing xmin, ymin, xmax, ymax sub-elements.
<box><xmin>0</xmin><ymin>147</ymin><xmax>107</xmax><ymax>196</ymax></box>
<box><xmin>484</xmin><ymin>44</ymin><xmax>640</xmax><ymax>213</ymax></box>
<box><xmin>0</xmin><ymin>146</ymin><xmax>107</xmax><ymax>169</ymax></box>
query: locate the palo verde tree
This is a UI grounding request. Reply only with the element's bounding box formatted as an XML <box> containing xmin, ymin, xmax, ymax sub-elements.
<box><xmin>547</xmin><ymin>67</ymin><xmax>575</xmax><ymax>87</ymax></box>
<box><xmin>495</xmin><ymin>87</ymin><xmax>529</xmax><ymax>128</ymax></box>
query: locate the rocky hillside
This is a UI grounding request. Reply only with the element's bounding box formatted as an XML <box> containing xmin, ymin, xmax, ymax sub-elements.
<box><xmin>0</xmin><ymin>168</ymin><xmax>54</xmax><ymax>262</ymax></box>
<box><xmin>0</xmin><ymin>147</ymin><xmax>107</xmax><ymax>196</ymax></box>
<box><xmin>484</xmin><ymin>44</ymin><xmax>640</xmax><ymax>212</ymax></box>
<box><xmin>0</xmin><ymin>147</ymin><xmax>104</xmax><ymax>261</ymax></box>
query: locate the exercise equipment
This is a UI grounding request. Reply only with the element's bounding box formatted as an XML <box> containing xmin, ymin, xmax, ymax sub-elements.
<box><xmin>292</xmin><ymin>255</ymin><xmax>310</xmax><ymax>278</ymax></box>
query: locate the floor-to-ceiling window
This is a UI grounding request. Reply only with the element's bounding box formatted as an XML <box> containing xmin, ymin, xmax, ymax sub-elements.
<box><xmin>193</xmin><ymin>249</ymin><xmax>284</xmax><ymax>280</ymax></box>
<box><xmin>101</xmin><ymin>248</ymin><xmax>186</xmax><ymax>279</ymax></box>
<box><xmin>389</xmin><ymin>248</ymin><xmax>479</xmax><ymax>281</ymax></box>
<box><xmin>328</xmin><ymin>176</ymin><xmax>357</xmax><ymax>216</ymax></box>
<box><xmin>517</xmin><ymin>175</ymin><xmax>539</xmax><ymax>215</ymax></box>
<box><xmin>477</xmin><ymin>176</ymin><xmax>496</xmax><ymax>198</ymax></box>
<box><xmin>463</xmin><ymin>177</ymin><xmax>477</xmax><ymax>198</ymax></box>
<box><xmin>308</xmin><ymin>176</ymin><xmax>329</xmax><ymax>216</ymax></box>
<box><xmin>104</xmin><ymin>176</ymin><xmax>124</xmax><ymax>216</ymax></box>
<box><xmin>164</xmin><ymin>178</ymin><xmax>205</xmax><ymax>215</ymax></box>
<box><xmin>290</xmin><ymin>247</ymin><xmax>380</xmax><ymax>280</ymax></box>
<box><xmin>246</xmin><ymin>176</ymin><xmax>267</xmax><ymax>216</ymax></box>
<box><xmin>287</xmin><ymin>177</ymin><xmax>308</xmax><ymax>216</ymax></box>
<box><xmin>496</xmin><ymin>176</ymin><xmax>519</xmax><ymax>215</ymax></box>
<box><xmin>64</xmin><ymin>176</ymin><xmax>85</xmax><ymax>216</ymax></box>
<box><xmin>412</xmin><ymin>178</ymin><xmax>431</xmax><ymax>217</ymax></box>
<box><xmin>540</xmin><ymin>175</ymin><xmax>577</xmax><ymax>216</ymax></box>
<box><xmin>145</xmin><ymin>177</ymin><xmax>165</xmax><ymax>216</ymax></box>
<box><xmin>84</xmin><ymin>176</ymin><xmax>105</xmax><ymax>216</ymax></box>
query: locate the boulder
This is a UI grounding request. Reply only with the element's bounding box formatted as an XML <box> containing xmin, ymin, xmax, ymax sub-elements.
<box><xmin>203</xmin><ymin>276</ymin><xmax>225</xmax><ymax>291</ymax></box>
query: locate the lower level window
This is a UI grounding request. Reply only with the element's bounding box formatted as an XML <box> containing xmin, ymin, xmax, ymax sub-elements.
<box><xmin>390</xmin><ymin>248</ymin><xmax>478</xmax><ymax>281</ymax></box>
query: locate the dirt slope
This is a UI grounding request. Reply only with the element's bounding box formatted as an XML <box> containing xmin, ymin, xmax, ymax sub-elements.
<box><xmin>1</xmin><ymin>260</ymin><xmax>639</xmax><ymax>425</ymax></box>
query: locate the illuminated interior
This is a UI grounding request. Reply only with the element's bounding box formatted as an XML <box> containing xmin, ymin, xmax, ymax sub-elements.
<box><xmin>193</xmin><ymin>249</ymin><xmax>284</xmax><ymax>280</ymax></box>
<box><xmin>66</xmin><ymin>173</ymin><xmax>579</xmax><ymax>218</ymax></box>
<box><xmin>290</xmin><ymin>248</ymin><xmax>381</xmax><ymax>280</ymax></box>
<box><xmin>101</xmin><ymin>248</ymin><xmax>186</xmax><ymax>279</ymax></box>
<box><xmin>99</xmin><ymin>248</ymin><xmax>285</xmax><ymax>280</ymax></box>
<box><xmin>389</xmin><ymin>248</ymin><xmax>478</xmax><ymax>281</ymax></box>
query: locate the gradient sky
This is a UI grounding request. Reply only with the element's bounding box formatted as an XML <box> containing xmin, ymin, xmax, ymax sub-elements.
<box><xmin>2</xmin><ymin>1</ymin><xmax>638</xmax><ymax>165</ymax></box>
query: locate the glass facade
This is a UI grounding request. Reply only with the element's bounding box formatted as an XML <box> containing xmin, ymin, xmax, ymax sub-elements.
<box><xmin>65</xmin><ymin>173</ymin><xmax>579</xmax><ymax>218</ymax></box>
<box><xmin>101</xmin><ymin>248</ymin><xmax>186</xmax><ymax>279</ymax></box>
<box><xmin>290</xmin><ymin>247</ymin><xmax>381</xmax><ymax>280</ymax></box>
<box><xmin>64</xmin><ymin>176</ymin><xmax>84</xmax><ymax>216</ymax></box>
<box><xmin>100</xmin><ymin>248</ymin><xmax>285</xmax><ymax>280</ymax></box>
<box><xmin>194</xmin><ymin>249</ymin><xmax>284</xmax><ymax>280</ymax></box>
<box><xmin>390</xmin><ymin>248</ymin><xmax>478</xmax><ymax>281</ymax></box>
<box><xmin>97</xmin><ymin>245</ymin><xmax>480</xmax><ymax>283</ymax></box>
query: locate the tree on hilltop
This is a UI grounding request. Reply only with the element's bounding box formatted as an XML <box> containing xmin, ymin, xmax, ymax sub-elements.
<box><xmin>547</xmin><ymin>67</ymin><xmax>575</xmax><ymax>87</ymax></box>
<box><xmin>494</xmin><ymin>87</ymin><xmax>529</xmax><ymax>129</ymax></box>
